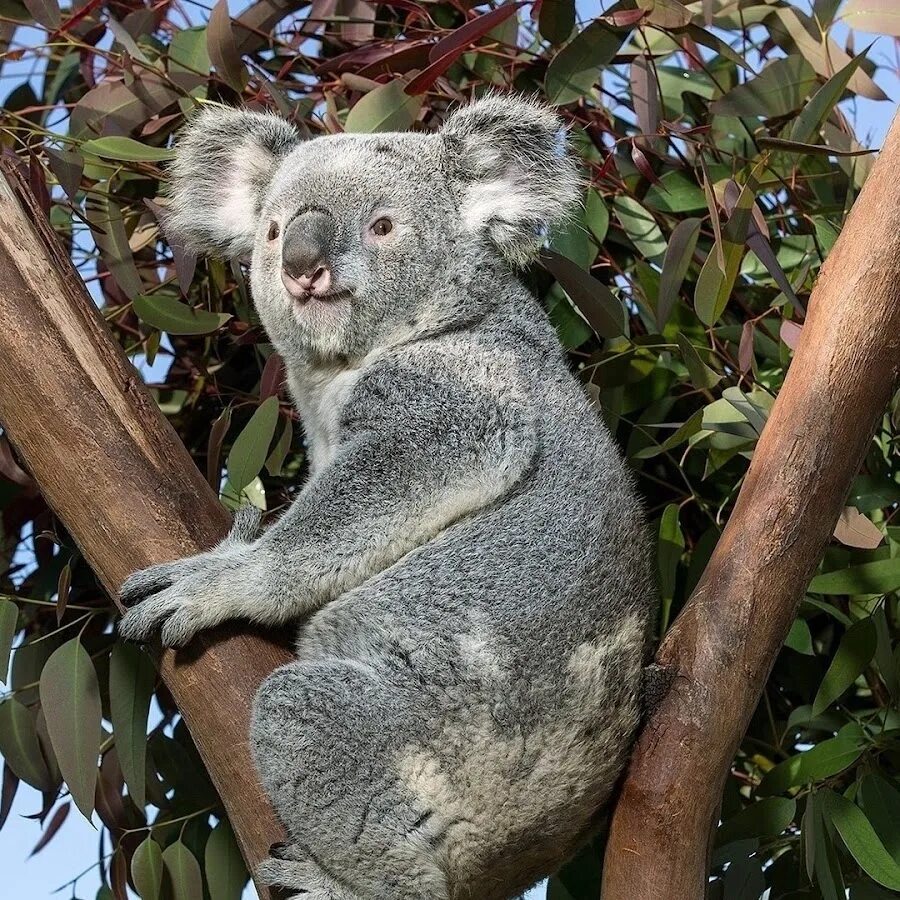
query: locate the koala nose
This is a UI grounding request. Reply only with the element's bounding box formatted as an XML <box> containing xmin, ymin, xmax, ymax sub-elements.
<box><xmin>281</xmin><ymin>211</ymin><xmax>336</xmax><ymax>300</ymax></box>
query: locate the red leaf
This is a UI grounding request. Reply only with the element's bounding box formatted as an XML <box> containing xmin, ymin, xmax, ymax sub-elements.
<box><xmin>260</xmin><ymin>353</ymin><xmax>286</xmax><ymax>400</ymax></box>
<box><xmin>780</xmin><ymin>319</ymin><xmax>803</xmax><ymax>350</ymax></box>
<box><xmin>630</xmin><ymin>54</ymin><xmax>659</xmax><ymax>147</ymax></box>
<box><xmin>111</xmin><ymin>847</ymin><xmax>129</xmax><ymax>900</ymax></box>
<box><xmin>208</xmin><ymin>0</ymin><xmax>246</xmax><ymax>92</ymax></box>
<box><xmin>56</xmin><ymin>562</ymin><xmax>71</xmax><ymax>625</ymax></box>
<box><xmin>28</xmin><ymin>153</ymin><xmax>50</xmax><ymax>216</ymax></box>
<box><xmin>428</xmin><ymin>3</ymin><xmax>521</xmax><ymax>64</ymax></box>
<box><xmin>0</xmin><ymin>435</ymin><xmax>34</xmax><ymax>488</ymax></box>
<box><xmin>631</xmin><ymin>144</ymin><xmax>662</xmax><ymax>186</ymax></box>
<box><xmin>29</xmin><ymin>802</ymin><xmax>69</xmax><ymax>857</ymax></box>
<box><xmin>739</xmin><ymin>320</ymin><xmax>755</xmax><ymax>374</ymax></box>
<box><xmin>604</xmin><ymin>9</ymin><xmax>646</xmax><ymax>26</ymax></box>
<box><xmin>406</xmin><ymin>47</ymin><xmax>465</xmax><ymax>95</ymax></box>
<box><xmin>0</xmin><ymin>763</ymin><xmax>19</xmax><ymax>833</ymax></box>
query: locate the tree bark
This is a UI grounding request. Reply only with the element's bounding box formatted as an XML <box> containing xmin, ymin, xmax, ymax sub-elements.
<box><xmin>601</xmin><ymin>114</ymin><xmax>900</xmax><ymax>897</ymax></box>
<box><xmin>0</xmin><ymin>160</ymin><xmax>291</xmax><ymax>897</ymax></box>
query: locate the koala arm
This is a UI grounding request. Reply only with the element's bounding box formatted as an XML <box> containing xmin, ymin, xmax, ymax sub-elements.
<box><xmin>119</xmin><ymin>361</ymin><xmax>536</xmax><ymax>646</ymax></box>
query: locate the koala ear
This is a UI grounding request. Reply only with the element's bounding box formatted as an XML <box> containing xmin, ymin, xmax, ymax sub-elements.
<box><xmin>165</xmin><ymin>106</ymin><xmax>301</xmax><ymax>257</ymax></box>
<box><xmin>442</xmin><ymin>94</ymin><xmax>581</xmax><ymax>266</ymax></box>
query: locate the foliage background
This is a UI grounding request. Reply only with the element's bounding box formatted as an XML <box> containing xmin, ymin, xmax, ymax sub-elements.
<box><xmin>1</xmin><ymin>0</ymin><xmax>899</xmax><ymax>898</ymax></box>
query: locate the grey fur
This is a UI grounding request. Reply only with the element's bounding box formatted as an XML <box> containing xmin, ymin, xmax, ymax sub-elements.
<box><xmin>119</xmin><ymin>95</ymin><xmax>655</xmax><ymax>900</ymax></box>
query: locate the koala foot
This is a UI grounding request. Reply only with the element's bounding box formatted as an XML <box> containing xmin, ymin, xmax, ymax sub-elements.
<box><xmin>258</xmin><ymin>847</ymin><xmax>359</xmax><ymax>899</ymax></box>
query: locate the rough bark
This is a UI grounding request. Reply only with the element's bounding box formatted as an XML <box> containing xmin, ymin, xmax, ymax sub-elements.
<box><xmin>601</xmin><ymin>114</ymin><xmax>900</xmax><ymax>897</ymax></box>
<box><xmin>0</xmin><ymin>159</ymin><xmax>291</xmax><ymax>897</ymax></box>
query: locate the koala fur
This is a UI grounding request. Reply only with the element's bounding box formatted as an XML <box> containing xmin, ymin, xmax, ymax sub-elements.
<box><xmin>119</xmin><ymin>95</ymin><xmax>655</xmax><ymax>900</ymax></box>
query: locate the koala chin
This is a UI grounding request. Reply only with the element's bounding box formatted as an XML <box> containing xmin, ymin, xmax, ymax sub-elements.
<box><xmin>119</xmin><ymin>95</ymin><xmax>656</xmax><ymax>900</ymax></box>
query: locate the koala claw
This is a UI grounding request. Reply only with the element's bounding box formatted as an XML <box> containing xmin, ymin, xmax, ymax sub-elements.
<box><xmin>119</xmin><ymin>561</ymin><xmax>186</xmax><ymax>607</ymax></box>
<box><xmin>118</xmin><ymin>589</ymin><xmax>182</xmax><ymax>642</ymax></box>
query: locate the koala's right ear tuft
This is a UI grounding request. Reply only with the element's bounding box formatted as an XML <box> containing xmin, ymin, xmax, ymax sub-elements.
<box><xmin>165</xmin><ymin>106</ymin><xmax>301</xmax><ymax>258</ymax></box>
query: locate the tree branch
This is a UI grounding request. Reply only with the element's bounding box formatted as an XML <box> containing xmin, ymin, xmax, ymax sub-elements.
<box><xmin>601</xmin><ymin>113</ymin><xmax>900</xmax><ymax>898</ymax></box>
<box><xmin>0</xmin><ymin>159</ymin><xmax>291</xmax><ymax>898</ymax></box>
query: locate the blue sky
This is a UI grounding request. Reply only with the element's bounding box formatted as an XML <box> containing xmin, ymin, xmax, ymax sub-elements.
<box><xmin>1</xmin><ymin>1</ymin><xmax>898</xmax><ymax>899</ymax></box>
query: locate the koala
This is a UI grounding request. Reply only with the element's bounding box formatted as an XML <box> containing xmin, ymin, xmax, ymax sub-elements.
<box><xmin>119</xmin><ymin>95</ymin><xmax>656</xmax><ymax>900</ymax></box>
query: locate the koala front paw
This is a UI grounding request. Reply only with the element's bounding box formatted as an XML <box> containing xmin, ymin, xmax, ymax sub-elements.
<box><xmin>118</xmin><ymin>549</ymin><xmax>251</xmax><ymax>648</ymax></box>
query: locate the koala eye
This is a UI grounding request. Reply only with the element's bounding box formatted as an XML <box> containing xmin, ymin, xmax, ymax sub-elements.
<box><xmin>370</xmin><ymin>217</ymin><xmax>393</xmax><ymax>237</ymax></box>
<box><xmin>267</xmin><ymin>221</ymin><xmax>280</xmax><ymax>242</ymax></box>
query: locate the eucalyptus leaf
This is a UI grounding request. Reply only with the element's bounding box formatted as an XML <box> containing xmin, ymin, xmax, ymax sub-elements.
<box><xmin>345</xmin><ymin>79</ymin><xmax>423</xmax><ymax>133</ymax></box>
<box><xmin>38</xmin><ymin>638</ymin><xmax>101</xmax><ymax>818</ymax></box>
<box><xmin>227</xmin><ymin>396</ymin><xmax>280</xmax><ymax>492</ymax></box>
<box><xmin>133</xmin><ymin>294</ymin><xmax>231</xmax><ymax>335</ymax></box>
<box><xmin>109</xmin><ymin>642</ymin><xmax>155</xmax><ymax>809</ymax></box>
<box><xmin>132</xmin><ymin>837</ymin><xmax>164</xmax><ymax>900</ymax></box>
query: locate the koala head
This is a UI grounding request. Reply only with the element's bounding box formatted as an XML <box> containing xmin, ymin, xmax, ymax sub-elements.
<box><xmin>166</xmin><ymin>95</ymin><xmax>579</xmax><ymax>362</ymax></box>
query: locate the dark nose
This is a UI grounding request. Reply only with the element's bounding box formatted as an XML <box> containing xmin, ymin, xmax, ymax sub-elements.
<box><xmin>281</xmin><ymin>211</ymin><xmax>335</xmax><ymax>299</ymax></box>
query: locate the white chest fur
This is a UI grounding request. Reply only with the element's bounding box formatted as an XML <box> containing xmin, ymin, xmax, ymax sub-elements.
<box><xmin>288</xmin><ymin>363</ymin><xmax>361</xmax><ymax>474</ymax></box>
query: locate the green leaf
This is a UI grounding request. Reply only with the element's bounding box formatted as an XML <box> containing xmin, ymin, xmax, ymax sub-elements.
<box><xmin>227</xmin><ymin>396</ymin><xmax>280</xmax><ymax>492</ymax></box>
<box><xmin>809</xmin><ymin>559</ymin><xmax>900</xmax><ymax>595</ymax></box>
<box><xmin>81</xmin><ymin>137</ymin><xmax>175</xmax><ymax>162</ymax></box>
<box><xmin>544</xmin><ymin>22</ymin><xmax>626</xmax><ymax>106</ymax></box>
<box><xmin>657</xmin><ymin>503</ymin><xmax>684</xmax><ymax>633</ymax></box>
<box><xmin>790</xmin><ymin>54</ymin><xmax>867</xmax><ymax>145</ymax></box>
<box><xmin>0</xmin><ymin>698</ymin><xmax>54</xmax><ymax>791</ymax></box>
<box><xmin>169</xmin><ymin>26</ymin><xmax>211</xmax><ymax>90</ymax></box>
<box><xmin>810</xmin><ymin>790</ymin><xmax>846</xmax><ymax>900</ymax></box>
<box><xmin>785</xmin><ymin>618</ymin><xmax>815</xmax><ymax>655</ymax></box>
<box><xmin>760</xmin><ymin>737</ymin><xmax>864</xmax><ymax>795</ymax></box>
<box><xmin>109</xmin><ymin>642</ymin><xmax>155</xmax><ymax>810</ymax></box>
<box><xmin>22</xmin><ymin>0</ymin><xmax>59</xmax><ymax>28</ymax></box>
<box><xmin>822</xmin><ymin>789</ymin><xmax>900</xmax><ymax>890</ymax></box>
<box><xmin>638</xmin><ymin>0</ymin><xmax>692</xmax><ymax>28</ymax></box>
<box><xmin>132</xmin><ymin>837</ymin><xmax>164</xmax><ymax>900</ymax></box>
<box><xmin>858</xmin><ymin>774</ymin><xmax>900</xmax><ymax>864</ymax></box>
<box><xmin>39</xmin><ymin>637</ymin><xmax>101</xmax><ymax>819</ymax></box>
<box><xmin>584</xmin><ymin>190</ymin><xmax>609</xmax><ymax>243</ymax></box>
<box><xmin>85</xmin><ymin>194</ymin><xmax>143</xmax><ymax>300</ymax></box>
<box><xmin>812</xmin><ymin>617</ymin><xmax>877</xmax><ymax>715</ymax></box>
<box><xmin>676</xmin><ymin>334</ymin><xmax>721</xmax><ymax>390</ymax></box>
<box><xmin>45</xmin><ymin>148</ymin><xmax>83</xmax><ymax>202</ymax></box>
<box><xmin>539</xmin><ymin>0</ymin><xmax>575</xmax><ymax>44</ymax></box>
<box><xmin>722</xmin><ymin>855</ymin><xmax>766</xmax><ymax>900</ymax></box>
<box><xmin>206</xmin><ymin>819</ymin><xmax>249</xmax><ymax>900</ymax></box>
<box><xmin>758</xmin><ymin>136</ymin><xmax>875</xmax><ymax>157</ymax></box>
<box><xmin>694</xmin><ymin>243</ymin><xmax>740</xmax><ymax>326</ymax></box>
<box><xmin>843</xmin><ymin>1</ymin><xmax>900</xmax><ymax>37</ymax></box>
<box><xmin>540</xmin><ymin>250</ymin><xmax>626</xmax><ymax>338</ymax></box>
<box><xmin>633</xmin><ymin>408</ymin><xmax>703</xmax><ymax>459</ymax></box>
<box><xmin>694</xmin><ymin>181</ymin><xmax>754</xmax><ymax>326</ymax></box>
<box><xmin>613</xmin><ymin>196</ymin><xmax>667</xmax><ymax>259</ymax></box>
<box><xmin>717</xmin><ymin>797</ymin><xmax>796</xmax><ymax>846</ymax></box>
<box><xmin>658</xmin><ymin>218</ymin><xmax>701</xmax><ymax>328</ymax></box>
<box><xmin>0</xmin><ymin>600</ymin><xmax>17</xmax><ymax>683</ymax></box>
<box><xmin>873</xmin><ymin>607</ymin><xmax>899</xmax><ymax>699</ymax></box>
<box><xmin>345</xmin><ymin>79</ymin><xmax>423</xmax><ymax>133</ymax></box>
<box><xmin>133</xmin><ymin>294</ymin><xmax>231</xmax><ymax>335</ymax></box>
<box><xmin>265</xmin><ymin>418</ymin><xmax>293</xmax><ymax>477</ymax></box>
<box><xmin>163</xmin><ymin>841</ymin><xmax>204</xmax><ymax>900</ymax></box>
<box><xmin>710</xmin><ymin>56</ymin><xmax>817</xmax><ymax>118</ymax></box>
<box><xmin>644</xmin><ymin>171</ymin><xmax>707</xmax><ymax>213</ymax></box>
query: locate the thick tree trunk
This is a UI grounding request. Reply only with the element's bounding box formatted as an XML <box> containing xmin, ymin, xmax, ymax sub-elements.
<box><xmin>601</xmin><ymin>114</ymin><xmax>900</xmax><ymax>898</ymax></box>
<box><xmin>0</xmin><ymin>160</ymin><xmax>291</xmax><ymax>897</ymax></box>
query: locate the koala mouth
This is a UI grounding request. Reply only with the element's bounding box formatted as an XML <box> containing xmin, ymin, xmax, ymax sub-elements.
<box><xmin>290</xmin><ymin>289</ymin><xmax>353</xmax><ymax>307</ymax></box>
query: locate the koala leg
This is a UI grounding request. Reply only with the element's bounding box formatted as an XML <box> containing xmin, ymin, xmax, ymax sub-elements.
<box><xmin>251</xmin><ymin>660</ymin><xmax>451</xmax><ymax>900</ymax></box>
